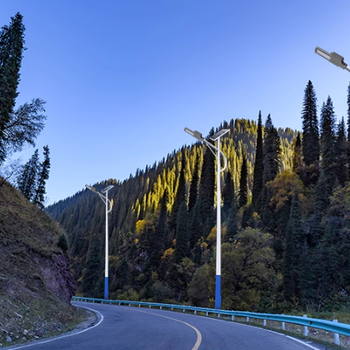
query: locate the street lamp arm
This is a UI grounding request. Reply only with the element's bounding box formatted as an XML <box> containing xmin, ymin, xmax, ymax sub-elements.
<box><xmin>219</xmin><ymin>149</ymin><xmax>228</xmax><ymax>172</ymax></box>
<box><xmin>97</xmin><ymin>192</ymin><xmax>107</xmax><ymax>204</ymax></box>
<box><xmin>203</xmin><ymin>139</ymin><xmax>218</xmax><ymax>158</ymax></box>
<box><xmin>97</xmin><ymin>193</ymin><xmax>113</xmax><ymax>213</ymax></box>
<box><xmin>203</xmin><ymin>139</ymin><xmax>227</xmax><ymax>172</ymax></box>
<box><xmin>107</xmin><ymin>198</ymin><xmax>113</xmax><ymax>213</ymax></box>
<box><xmin>86</xmin><ymin>185</ymin><xmax>113</xmax><ymax>212</ymax></box>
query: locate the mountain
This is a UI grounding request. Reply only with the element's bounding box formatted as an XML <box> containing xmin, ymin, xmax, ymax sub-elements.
<box><xmin>0</xmin><ymin>177</ymin><xmax>82</xmax><ymax>346</ymax></box>
<box><xmin>45</xmin><ymin>117</ymin><xmax>298</xmax><ymax>308</ymax></box>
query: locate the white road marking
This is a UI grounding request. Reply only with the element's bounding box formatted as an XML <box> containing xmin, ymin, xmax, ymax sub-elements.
<box><xmin>192</xmin><ymin>315</ymin><xmax>322</xmax><ymax>349</ymax></box>
<box><xmin>8</xmin><ymin>304</ymin><xmax>104</xmax><ymax>349</ymax></box>
<box><xmin>286</xmin><ymin>336</ymin><xmax>321</xmax><ymax>350</ymax></box>
<box><xmin>11</xmin><ymin>301</ymin><xmax>321</xmax><ymax>350</ymax></box>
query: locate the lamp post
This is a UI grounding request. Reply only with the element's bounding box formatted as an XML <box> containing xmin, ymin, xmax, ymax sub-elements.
<box><xmin>85</xmin><ymin>184</ymin><xmax>114</xmax><ymax>300</ymax></box>
<box><xmin>184</xmin><ymin>127</ymin><xmax>229</xmax><ymax>309</ymax></box>
<box><xmin>315</xmin><ymin>46</ymin><xmax>350</xmax><ymax>72</ymax></box>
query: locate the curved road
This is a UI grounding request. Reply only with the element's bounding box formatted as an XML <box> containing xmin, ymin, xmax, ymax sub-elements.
<box><xmin>11</xmin><ymin>301</ymin><xmax>321</xmax><ymax>350</ymax></box>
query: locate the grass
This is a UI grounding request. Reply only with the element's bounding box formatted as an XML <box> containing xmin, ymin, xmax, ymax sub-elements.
<box><xmin>0</xmin><ymin>178</ymin><xmax>90</xmax><ymax>348</ymax></box>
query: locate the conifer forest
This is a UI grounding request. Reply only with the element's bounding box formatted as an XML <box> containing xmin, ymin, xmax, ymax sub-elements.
<box><xmin>46</xmin><ymin>81</ymin><xmax>350</xmax><ymax>313</ymax></box>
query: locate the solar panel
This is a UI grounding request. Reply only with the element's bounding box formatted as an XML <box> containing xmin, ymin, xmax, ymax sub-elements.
<box><xmin>210</xmin><ymin>129</ymin><xmax>229</xmax><ymax>141</ymax></box>
<box><xmin>101</xmin><ymin>185</ymin><xmax>114</xmax><ymax>193</ymax></box>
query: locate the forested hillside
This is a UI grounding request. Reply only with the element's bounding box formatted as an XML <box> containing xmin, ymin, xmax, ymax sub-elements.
<box><xmin>47</xmin><ymin>80</ymin><xmax>350</xmax><ymax>313</ymax></box>
<box><xmin>47</xmin><ymin>116</ymin><xmax>296</xmax><ymax>308</ymax></box>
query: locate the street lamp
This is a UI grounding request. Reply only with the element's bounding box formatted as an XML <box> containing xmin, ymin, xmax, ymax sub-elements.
<box><xmin>184</xmin><ymin>127</ymin><xmax>229</xmax><ymax>309</ymax></box>
<box><xmin>85</xmin><ymin>184</ymin><xmax>114</xmax><ymax>300</ymax></box>
<box><xmin>315</xmin><ymin>46</ymin><xmax>350</xmax><ymax>72</ymax></box>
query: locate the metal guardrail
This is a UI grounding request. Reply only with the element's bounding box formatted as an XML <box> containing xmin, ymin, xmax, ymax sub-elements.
<box><xmin>72</xmin><ymin>296</ymin><xmax>350</xmax><ymax>345</ymax></box>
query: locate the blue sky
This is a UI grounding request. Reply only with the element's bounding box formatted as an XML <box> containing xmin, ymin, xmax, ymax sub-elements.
<box><xmin>1</xmin><ymin>0</ymin><xmax>350</xmax><ymax>205</ymax></box>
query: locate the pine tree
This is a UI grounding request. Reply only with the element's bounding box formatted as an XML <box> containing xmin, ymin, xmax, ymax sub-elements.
<box><xmin>298</xmin><ymin>241</ymin><xmax>316</xmax><ymax>308</ymax></box>
<box><xmin>170</xmin><ymin>152</ymin><xmax>186</xmax><ymax>231</ymax></box>
<box><xmin>292</xmin><ymin>133</ymin><xmax>302</xmax><ymax>174</ymax></box>
<box><xmin>156</xmin><ymin>188</ymin><xmax>169</xmax><ymax>249</ymax></box>
<box><xmin>309</xmin><ymin>97</ymin><xmax>337</xmax><ymax>245</ymax></box>
<box><xmin>319</xmin><ymin>96</ymin><xmax>336</xmax><ymax>200</ymax></box>
<box><xmin>57</xmin><ymin>233</ymin><xmax>68</xmax><ymax>253</ymax></box>
<box><xmin>302</xmin><ymin>80</ymin><xmax>319</xmax><ymax>166</ymax></box>
<box><xmin>188</xmin><ymin>155</ymin><xmax>199</xmax><ymax>212</ymax></box>
<box><xmin>82</xmin><ymin>233</ymin><xmax>102</xmax><ymax>297</ymax></box>
<box><xmin>301</xmin><ymin>80</ymin><xmax>320</xmax><ymax>186</ymax></box>
<box><xmin>189</xmin><ymin>201</ymin><xmax>202</xmax><ymax>250</ymax></box>
<box><xmin>262</xmin><ymin>114</ymin><xmax>281</xmax><ymax>185</ymax></box>
<box><xmin>347</xmin><ymin>82</ymin><xmax>350</xmax><ymax>179</ymax></box>
<box><xmin>197</xmin><ymin>144</ymin><xmax>215</xmax><ymax>233</ymax></box>
<box><xmin>283</xmin><ymin>190</ymin><xmax>304</xmax><ymax>301</ymax></box>
<box><xmin>225</xmin><ymin>200</ymin><xmax>238</xmax><ymax>242</ymax></box>
<box><xmin>252</xmin><ymin>111</ymin><xmax>264</xmax><ymax>210</ymax></box>
<box><xmin>149</xmin><ymin>189</ymin><xmax>169</xmax><ymax>269</ymax></box>
<box><xmin>175</xmin><ymin>202</ymin><xmax>189</xmax><ymax>263</ymax></box>
<box><xmin>239</xmin><ymin>151</ymin><xmax>248</xmax><ymax>208</ymax></box>
<box><xmin>33</xmin><ymin>145</ymin><xmax>50</xmax><ymax>209</ymax></box>
<box><xmin>261</xmin><ymin>115</ymin><xmax>281</xmax><ymax>227</ymax></box>
<box><xmin>17</xmin><ymin>149</ymin><xmax>39</xmax><ymax>201</ymax></box>
<box><xmin>335</xmin><ymin>117</ymin><xmax>348</xmax><ymax>186</ymax></box>
<box><xmin>0</xmin><ymin>13</ymin><xmax>25</xmax><ymax>164</ymax></box>
<box><xmin>222</xmin><ymin>170</ymin><xmax>235</xmax><ymax>219</ymax></box>
<box><xmin>2</xmin><ymin>98</ymin><xmax>47</xmax><ymax>155</ymax></box>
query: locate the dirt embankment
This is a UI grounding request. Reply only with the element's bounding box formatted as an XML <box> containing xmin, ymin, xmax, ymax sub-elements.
<box><xmin>0</xmin><ymin>178</ymin><xmax>86</xmax><ymax>347</ymax></box>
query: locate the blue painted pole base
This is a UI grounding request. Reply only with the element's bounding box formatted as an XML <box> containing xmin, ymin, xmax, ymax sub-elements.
<box><xmin>215</xmin><ymin>274</ymin><xmax>221</xmax><ymax>309</ymax></box>
<box><xmin>104</xmin><ymin>277</ymin><xmax>108</xmax><ymax>300</ymax></box>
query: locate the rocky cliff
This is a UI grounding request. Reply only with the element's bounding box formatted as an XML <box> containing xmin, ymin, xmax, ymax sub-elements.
<box><xmin>0</xmin><ymin>177</ymin><xmax>81</xmax><ymax>347</ymax></box>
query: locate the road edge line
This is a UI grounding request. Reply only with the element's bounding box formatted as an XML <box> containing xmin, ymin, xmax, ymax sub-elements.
<box><xmin>7</xmin><ymin>303</ymin><xmax>104</xmax><ymax>349</ymax></box>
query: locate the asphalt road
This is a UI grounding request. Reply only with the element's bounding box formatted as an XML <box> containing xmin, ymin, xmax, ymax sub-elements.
<box><xmin>10</xmin><ymin>301</ymin><xmax>322</xmax><ymax>350</ymax></box>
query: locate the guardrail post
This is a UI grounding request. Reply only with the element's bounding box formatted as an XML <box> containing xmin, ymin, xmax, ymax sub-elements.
<box><xmin>281</xmin><ymin>314</ymin><xmax>285</xmax><ymax>331</ymax></box>
<box><xmin>206</xmin><ymin>312</ymin><xmax>208</xmax><ymax>316</ymax></box>
<box><xmin>246</xmin><ymin>317</ymin><xmax>249</xmax><ymax>323</ymax></box>
<box><xmin>149</xmin><ymin>305</ymin><xmax>151</xmax><ymax>309</ymax></box>
<box><xmin>263</xmin><ymin>319</ymin><xmax>266</xmax><ymax>326</ymax></box>
<box><xmin>194</xmin><ymin>310</ymin><xmax>197</xmax><ymax>315</ymax></box>
<box><xmin>303</xmin><ymin>315</ymin><xmax>308</xmax><ymax>336</ymax></box>
<box><xmin>333</xmin><ymin>319</ymin><xmax>340</xmax><ymax>345</ymax></box>
<box><xmin>160</xmin><ymin>306</ymin><xmax>162</xmax><ymax>310</ymax></box>
<box><xmin>231</xmin><ymin>315</ymin><xmax>234</xmax><ymax>321</ymax></box>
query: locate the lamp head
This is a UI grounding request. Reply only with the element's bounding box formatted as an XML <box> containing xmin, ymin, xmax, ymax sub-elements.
<box><xmin>184</xmin><ymin>127</ymin><xmax>204</xmax><ymax>141</ymax></box>
<box><xmin>315</xmin><ymin>46</ymin><xmax>348</xmax><ymax>69</ymax></box>
<box><xmin>85</xmin><ymin>185</ymin><xmax>97</xmax><ymax>193</ymax></box>
<box><xmin>315</xmin><ymin>46</ymin><xmax>331</xmax><ymax>61</ymax></box>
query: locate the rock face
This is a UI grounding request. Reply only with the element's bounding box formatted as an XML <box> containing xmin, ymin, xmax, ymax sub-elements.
<box><xmin>0</xmin><ymin>242</ymin><xmax>76</xmax><ymax>305</ymax></box>
<box><xmin>39</xmin><ymin>253</ymin><xmax>76</xmax><ymax>304</ymax></box>
<box><xmin>0</xmin><ymin>178</ymin><xmax>78</xmax><ymax>346</ymax></box>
